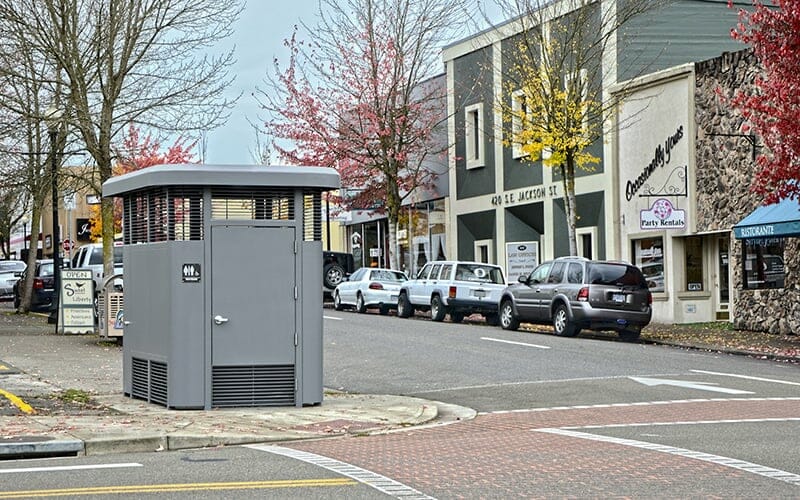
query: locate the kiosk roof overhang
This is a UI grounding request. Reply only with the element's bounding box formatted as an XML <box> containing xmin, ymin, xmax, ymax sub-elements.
<box><xmin>102</xmin><ymin>164</ymin><xmax>340</xmax><ymax>197</ymax></box>
<box><xmin>733</xmin><ymin>196</ymin><xmax>800</xmax><ymax>239</ymax></box>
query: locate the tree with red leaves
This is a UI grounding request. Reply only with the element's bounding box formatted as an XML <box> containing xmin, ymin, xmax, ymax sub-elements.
<box><xmin>730</xmin><ymin>0</ymin><xmax>800</xmax><ymax>203</ymax></box>
<box><xmin>88</xmin><ymin>125</ymin><xmax>195</xmax><ymax>239</ymax></box>
<box><xmin>258</xmin><ymin>0</ymin><xmax>463</xmax><ymax>269</ymax></box>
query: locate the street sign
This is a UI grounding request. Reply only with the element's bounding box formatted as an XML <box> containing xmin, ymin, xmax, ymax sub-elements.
<box><xmin>64</xmin><ymin>193</ymin><xmax>77</xmax><ymax>210</ymax></box>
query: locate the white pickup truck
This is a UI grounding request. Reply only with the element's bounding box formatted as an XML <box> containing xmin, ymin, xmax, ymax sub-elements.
<box><xmin>396</xmin><ymin>260</ymin><xmax>507</xmax><ymax>325</ymax></box>
<box><xmin>70</xmin><ymin>243</ymin><xmax>124</xmax><ymax>294</ymax></box>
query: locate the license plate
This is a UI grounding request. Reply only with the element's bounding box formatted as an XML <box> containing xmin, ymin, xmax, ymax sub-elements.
<box><xmin>612</xmin><ymin>293</ymin><xmax>625</xmax><ymax>303</ymax></box>
<box><xmin>390</xmin><ymin>294</ymin><xmax>398</xmax><ymax>301</ymax></box>
<box><xmin>473</xmin><ymin>289</ymin><xmax>486</xmax><ymax>298</ymax></box>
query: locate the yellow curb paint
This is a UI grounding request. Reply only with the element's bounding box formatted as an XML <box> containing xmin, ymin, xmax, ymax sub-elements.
<box><xmin>0</xmin><ymin>388</ymin><xmax>36</xmax><ymax>415</ymax></box>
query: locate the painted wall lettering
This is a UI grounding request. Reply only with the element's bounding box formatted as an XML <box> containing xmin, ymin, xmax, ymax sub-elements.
<box><xmin>491</xmin><ymin>185</ymin><xmax>558</xmax><ymax>206</ymax></box>
<box><xmin>626</xmin><ymin>125</ymin><xmax>684</xmax><ymax>201</ymax></box>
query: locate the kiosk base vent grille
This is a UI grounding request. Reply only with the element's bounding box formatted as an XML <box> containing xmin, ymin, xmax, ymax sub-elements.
<box><xmin>212</xmin><ymin>365</ymin><xmax>295</xmax><ymax>407</ymax></box>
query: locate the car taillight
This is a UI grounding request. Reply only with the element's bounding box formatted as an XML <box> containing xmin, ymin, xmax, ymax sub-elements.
<box><xmin>33</xmin><ymin>278</ymin><xmax>44</xmax><ymax>290</ymax></box>
<box><xmin>577</xmin><ymin>287</ymin><xmax>589</xmax><ymax>301</ymax></box>
<box><xmin>449</xmin><ymin>286</ymin><xmax>456</xmax><ymax>299</ymax></box>
<box><xmin>647</xmin><ymin>291</ymin><xmax>653</xmax><ymax>305</ymax></box>
<box><xmin>368</xmin><ymin>282</ymin><xmax>383</xmax><ymax>290</ymax></box>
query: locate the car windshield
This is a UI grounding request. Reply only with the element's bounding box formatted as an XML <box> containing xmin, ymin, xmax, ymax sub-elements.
<box><xmin>0</xmin><ymin>261</ymin><xmax>25</xmax><ymax>273</ymax></box>
<box><xmin>455</xmin><ymin>264</ymin><xmax>505</xmax><ymax>284</ymax></box>
<box><xmin>588</xmin><ymin>263</ymin><xmax>647</xmax><ymax>287</ymax></box>
<box><xmin>370</xmin><ymin>270</ymin><xmax>406</xmax><ymax>282</ymax></box>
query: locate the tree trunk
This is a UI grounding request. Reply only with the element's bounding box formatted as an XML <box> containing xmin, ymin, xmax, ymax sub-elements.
<box><xmin>19</xmin><ymin>204</ymin><xmax>44</xmax><ymax>314</ymax></box>
<box><xmin>562</xmin><ymin>156</ymin><xmax>578</xmax><ymax>256</ymax></box>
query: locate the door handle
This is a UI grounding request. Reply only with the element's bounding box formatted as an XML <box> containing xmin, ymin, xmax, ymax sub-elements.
<box><xmin>213</xmin><ymin>315</ymin><xmax>229</xmax><ymax>325</ymax></box>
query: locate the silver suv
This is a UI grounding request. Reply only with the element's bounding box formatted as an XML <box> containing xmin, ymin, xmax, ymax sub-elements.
<box><xmin>397</xmin><ymin>261</ymin><xmax>507</xmax><ymax>324</ymax></box>
<box><xmin>498</xmin><ymin>256</ymin><xmax>652</xmax><ymax>340</ymax></box>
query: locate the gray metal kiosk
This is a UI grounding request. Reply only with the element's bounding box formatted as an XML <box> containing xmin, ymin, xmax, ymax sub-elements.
<box><xmin>102</xmin><ymin>164</ymin><xmax>339</xmax><ymax>409</ymax></box>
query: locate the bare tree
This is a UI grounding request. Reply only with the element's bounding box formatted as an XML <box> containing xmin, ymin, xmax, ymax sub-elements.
<box><xmin>0</xmin><ymin>0</ymin><xmax>242</xmax><ymax>276</ymax></box>
<box><xmin>0</xmin><ymin>11</ymin><xmax>62</xmax><ymax>312</ymax></box>
<box><xmin>258</xmin><ymin>0</ymin><xmax>471</xmax><ymax>270</ymax></box>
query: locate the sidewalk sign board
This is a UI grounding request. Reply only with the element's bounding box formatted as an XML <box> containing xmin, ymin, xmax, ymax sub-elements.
<box><xmin>59</xmin><ymin>268</ymin><xmax>95</xmax><ymax>334</ymax></box>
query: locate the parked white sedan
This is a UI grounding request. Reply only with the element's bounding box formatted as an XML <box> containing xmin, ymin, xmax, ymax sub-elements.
<box><xmin>333</xmin><ymin>267</ymin><xmax>408</xmax><ymax>314</ymax></box>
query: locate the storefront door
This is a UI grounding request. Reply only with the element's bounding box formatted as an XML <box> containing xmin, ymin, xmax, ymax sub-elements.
<box><xmin>716</xmin><ymin>236</ymin><xmax>730</xmax><ymax>320</ymax></box>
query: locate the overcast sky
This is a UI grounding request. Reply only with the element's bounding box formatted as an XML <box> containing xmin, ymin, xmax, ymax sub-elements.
<box><xmin>203</xmin><ymin>1</ymin><xmax>318</xmax><ymax>165</ymax></box>
<box><xmin>203</xmin><ymin>0</ymin><xmax>499</xmax><ymax>165</ymax></box>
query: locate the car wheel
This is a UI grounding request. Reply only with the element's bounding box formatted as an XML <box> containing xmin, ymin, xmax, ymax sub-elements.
<box><xmin>499</xmin><ymin>300</ymin><xmax>519</xmax><ymax>331</ymax></box>
<box><xmin>430</xmin><ymin>295</ymin><xmax>446</xmax><ymax>322</ymax></box>
<box><xmin>450</xmin><ymin>312</ymin><xmax>464</xmax><ymax>323</ymax></box>
<box><xmin>619</xmin><ymin>328</ymin><xmax>641</xmax><ymax>341</ymax></box>
<box><xmin>397</xmin><ymin>292</ymin><xmax>413</xmax><ymax>318</ymax></box>
<box><xmin>323</xmin><ymin>263</ymin><xmax>345</xmax><ymax>290</ymax></box>
<box><xmin>485</xmin><ymin>313</ymin><xmax>499</xmax><ymax>326</ymax></box>
<box><xmin>356</xmin><ymin>293</ymin><xmax>367</xmax><ymax>314</ymax></box>
<box><xmin>13</xmin><ymin>295</ymin><xmax>20</xmax><ymax>309</ymax></box>
<box><xmin>379</xmin><ymin>305</ymin><xmax>390</xmax><ymax>315</ymax></box>
<box><xmin>552</xmin><ymin>303</ymin><xmax>578</xmax><ymax>337</ymax></box>
<box><xmin>333</xmin><ymin>291</ymin><xmax>343</xmax><ymax>311</ymax></box>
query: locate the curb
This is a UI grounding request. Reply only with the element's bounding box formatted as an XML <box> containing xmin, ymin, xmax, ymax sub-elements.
<box><xmin>0</xmin><ymin>436</ymin><xmax>84</xmax><ymax>459</ymax></box>
<box><xmin>642</xmin><ymin>338</ymin><xmax>799</xmax><ymax>363</ymax></box>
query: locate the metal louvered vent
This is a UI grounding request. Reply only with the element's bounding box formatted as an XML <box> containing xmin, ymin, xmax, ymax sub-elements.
<box><xmin>212</xmin><ymin>365</ymin><xmax>295</xmax><ymax>407</ymax></box>
<box><xmin>303</xmin><ymin>192</ymin><xmax>322</xmax><ymax>241</ymax></box>
<box><xmin>211</xmin><ymin>187</ymin><xmax>294</xmax><ymax>221</ymax></box>
<box><xmin>123</xmin><ymin>188</ymin><xmax>204</xmax><ymax>244</ymax></box>
<box><xmin>130</xmin><ymin>357</ymin><xmax>169</xmax><ymax>407</ymax></box>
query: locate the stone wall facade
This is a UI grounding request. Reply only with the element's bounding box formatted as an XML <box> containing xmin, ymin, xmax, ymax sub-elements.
<box><xmin>694</xmin><ymin>50</ymin><xmax>799</xmax><ymax>335</ymax></box>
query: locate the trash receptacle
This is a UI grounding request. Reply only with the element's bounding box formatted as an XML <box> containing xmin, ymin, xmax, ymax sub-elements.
<box><xmin>102</xmin><ymin>164</ymin><xmax>339</xmax><ymax>409</ymax></box>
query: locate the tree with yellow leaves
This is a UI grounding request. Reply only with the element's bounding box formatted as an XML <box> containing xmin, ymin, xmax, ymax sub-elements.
<box><xmin>497</xmin><ymin>0</ymin><xmax>658</xmax><ymax>255</ymax></box>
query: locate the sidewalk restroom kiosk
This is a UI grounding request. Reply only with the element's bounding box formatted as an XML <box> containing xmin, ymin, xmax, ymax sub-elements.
<box><xmin>103</xmin><ymin>164</ymin><xmax>339</xmax><ymax>409</ymax></box>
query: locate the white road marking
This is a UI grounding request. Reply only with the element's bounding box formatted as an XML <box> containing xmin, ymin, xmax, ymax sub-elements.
<box><xmin>0</xmin><ymin>463</ymin><xmax>142</xmax><ymax>474</ymax></box>
<box><xmin>484</xmin><ymin>397</ymin><xmax>800</xmax><ymax>415</ymax></box>
<box><xmin>691</xmin><ymin>369</ymin><xmax>800</xmax><ymax>386</ymax></box>
<box><xmin>323</xmin><ymin>315</ymin><xmax>343</xmax><ymax>321</ymax></box>
<box><xmin>247</xmin><ymin>445</ymin><xmax>435</xmax><ymax>499</ymax></box>
<box><xmin>481</xmin><ymin>337</ymin><xmax>551</xmax><ymax>349</ymax></box>
<box><xmin>629</xmin><ymin>376</ymin><xmax>754</xmax><ymax>395</ymax></box>
<box><xmin>537</xmin><ymin>426</ymin><xmax>800</xmax><ymax>486</ymax></box>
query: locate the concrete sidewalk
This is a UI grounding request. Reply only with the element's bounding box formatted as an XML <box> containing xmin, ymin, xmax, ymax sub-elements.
<box><xmin>0</xmin><ymin>305</ymin><xmax>473</xmax><ymax>458</ymax></box>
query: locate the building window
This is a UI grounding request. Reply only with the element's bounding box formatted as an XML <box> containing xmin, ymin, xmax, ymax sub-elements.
<box><xmin>564</xmin><ymin>68</ymin><xmax>589</xmax><ymax>135</ymax></box>
<box><xmin>632</xmin><ymin>237</ymin><xmax>664</xmax><ymax>293</ymax></box>
<box><xmin>511</xmin><ymin>90</ymin><xmax>530</xmax><ymax>159</ymax></box>
<box><xmin>685</xmin><ymin>236</ymin><xmax>704</xmax><ymax>291</ymax></box>
<box><xmin>465</xmin><ymin>103</ymin><xmax>485</xmax><ymax>169</ymax></box>
<box><xmin>743</xmin><ymin>238</ymin><xmax>785</xmax><ymax>289</ymax></box>
<box><xmin>474</xmin><ymin>239</ymin><xmax>493</xmax><ymax>264</ymax></box>
<box><xmin>577</xmin><ymin>227</ymin><xmax>597</xmax><ymax>260</ymax></box>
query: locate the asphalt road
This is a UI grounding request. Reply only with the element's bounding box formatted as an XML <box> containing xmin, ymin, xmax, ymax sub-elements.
<box><xmin>1</xmin><ymin>303</ymin><xmax>798</xmax><ymax>498</ymax></box>
<box><xmin>322</xmin><ymin>309</ymin><xmax>800</xmax><ymax>411</ymax></box>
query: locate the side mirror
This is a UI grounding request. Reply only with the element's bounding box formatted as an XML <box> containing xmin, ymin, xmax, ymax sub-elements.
<box><xmin>518</xmin><ymin>275</ymin><xmax>528</xmax><ymax>284</ymax></box>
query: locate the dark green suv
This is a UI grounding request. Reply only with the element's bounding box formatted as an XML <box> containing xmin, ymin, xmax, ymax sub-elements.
<box><xmin>498</xmin><ymin>257</ymin><xmax>652</xmax><ymax>340</ymax></box>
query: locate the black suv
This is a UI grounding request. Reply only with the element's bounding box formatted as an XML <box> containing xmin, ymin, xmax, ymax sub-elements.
<box><xmin>498</xmin><ymin>256</ymin><xmax>652</xmax><ymax>340</ymax></box>
<box><xmin>323</xmin><ymin>251</ymin><xmax>356</xmax><ymax>293</ymax></box>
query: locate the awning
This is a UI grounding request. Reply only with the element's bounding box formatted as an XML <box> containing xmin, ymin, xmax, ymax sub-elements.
<box><xmin>733</xmin><ymin>197</ymin><xmax>800</xmax><ymax>239</ymax></box>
